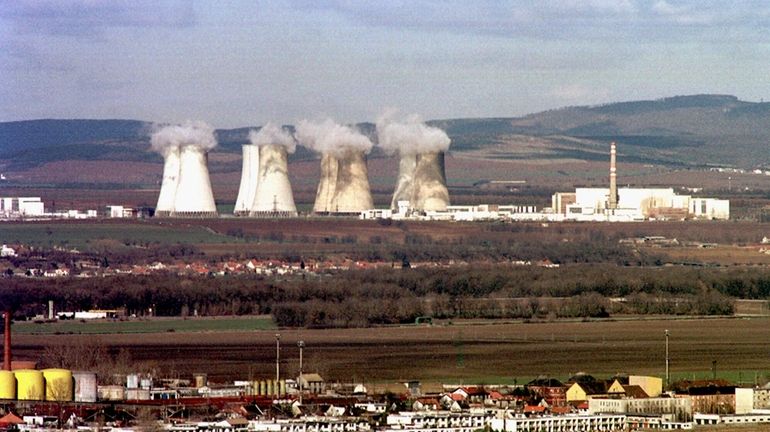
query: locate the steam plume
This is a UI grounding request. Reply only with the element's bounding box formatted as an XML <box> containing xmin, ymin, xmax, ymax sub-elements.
<box><xmin>295</xmin><ymin>119</ymin><xmax>373</xmax><ymax>157</ymax></box>
<box><xmin>248</xmin><ymin>122</ymin><xmax>296</xmax><ymax>153</ymax></box>
<box><xmin>150</xmin><ymin>120</ymin><xmax>217</xmax><ymax>153</ymax></box>
<box><xmin>376</xmin><ymin>110</ymin><xmax>450</xmax><ymax>155</ymax></box>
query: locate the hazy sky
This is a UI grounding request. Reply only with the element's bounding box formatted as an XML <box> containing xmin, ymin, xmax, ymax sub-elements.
<box><xmin>2</xmin><ymin>0</ymin><xmax>770</xmax><ymax>128</ymax></box>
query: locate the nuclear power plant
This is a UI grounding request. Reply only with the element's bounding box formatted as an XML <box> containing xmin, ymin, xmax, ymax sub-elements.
<box><xmin>295</xmin><ymin>119</ymin><xmax>374</xmax><ymax>215</ymax></box>
<box><xmin>151</xmin><ymin>121</ymin><xmax>218</xmax><ymax>218</ymax></box>
<box><xmin>234</xmin><ymin>124</ymin><xmax>298</xmax><ymax>217</ymax></box>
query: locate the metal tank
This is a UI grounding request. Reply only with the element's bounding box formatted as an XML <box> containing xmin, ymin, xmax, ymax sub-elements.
<box><xmin>15</xmin><ymin>369</ymin><xmax>45</xmax><ymax>401</ymax></box>
<box><xmin>126</xmin><ymin>373</ymin><xmax>139</xmax><ymax>389</ymax></box>
<box><xmin>43</xmin><ymin>368</ymin><xmax>73</xmax><ymax>401</ymax></box>
<box><xmin>0</xmin><ymin>370</ymin><xmax>16</xmax><ymax>399</ymax></box>
<box><xmin>73</xmin><ymin>371</ymin><xmax>97</xmax><ymax>402</ymax></box>
<box><xmin>126</xmin><ymin>388</ymin><xmax>151</xmax><ymax>400</ymax></box>
<box><xmin>193</xmin><ymin>373</ymin><xmax>207</xmax><ymax>388</ymax></box>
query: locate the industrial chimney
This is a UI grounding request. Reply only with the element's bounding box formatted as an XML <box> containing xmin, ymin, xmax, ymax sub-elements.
<box><xmin>609</xmin><ymin>142</ymin><xmax>618</xmax><ymax>211</ymax></box>
<box><xmin>234</xmin><ymin>144</ymin><xmax>260</xmax><ymax>216</ymax></box>
<box><xmin>412</xmin><ymin>151</ymin><xmax>450</xmax><ymax>211</ymax></box>
<box><xmin>155</xmin><ymin>147</ymin><xmax>181</xmax><ymax>217</ymax></box>
<box><xmin>250</xmin><ymin>144</ymin><xmax>297</xmax><ymax>217</ymax></box>
<box><xmin>172</xmin><ymin>145</ymin><xmax>218</xmax><ymax>217</ymax></box>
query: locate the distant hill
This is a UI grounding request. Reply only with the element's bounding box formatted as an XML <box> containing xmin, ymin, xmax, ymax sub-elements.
<box><xmin>2</xmin><ymin>94</ymin><xmax>770</xmax><ymax>172</ymax></box>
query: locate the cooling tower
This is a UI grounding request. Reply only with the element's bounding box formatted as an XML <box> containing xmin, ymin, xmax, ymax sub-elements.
<box><xmin>234</xmin><ymin>144</ymin><xmax>260</xmax><ymax>216</ymax></box>
<box><xmin>412</xmin><ymin>152</ymin><xmax>450</xmax><ymax>212</ymax></box>
<box><xmin>250</xmin><ymin>144</ymin><xmax>297</xmax><ymax>217</ymax></box>
<box><xmin>391</xmin><ymin>153</ymin><xmax>417</xmax><ymax>210</ymax></box>
<box><xmin>155</xmin><ymin>147</ymin><xmax>181</xmax><ymax>217</ymax></box>
<box><xmin>313</xmin><ymin>153</ymin><xmax>339</xmax><ymax>214</ymax></box>
<box><xmin>172</xmin><ymin>146</ymin><xmax>218</xmax><ymax>217</ymax></box>
<box><xmin>332</xmin><ymin>150</ymin><xmax>374</xmax><ymax>214</ymax></box>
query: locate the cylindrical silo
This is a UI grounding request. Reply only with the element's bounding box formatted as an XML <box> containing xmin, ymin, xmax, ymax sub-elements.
<box><xmin>331</xmin><ymin>150</ymin><xmax>374</xmax><ymax>214</ymax></box>
<box><xmin>412</xmin><ymin>152</ymin><xmax>450</xmax><ymax>211</ymax></box>
<box><xmin>267</xmin><ymin>379</ymin><xmax>274</xmax><ymax>396</ymax></box>
<box><xmin>234</xmin><ymin>144</ymin><xmax>260</xmax><ymax>216</ymax></box>
<box><xmin>279</xmin><ymin>379</ymin><xmax>286</xmax><ymax>397</ymax></box>
<box><xmin>43</xmin><ymin>368</ymin><xmax>73</xmax><ymax>401</ymax></box>
<box><xmin>259</xmin><ymin>380</ymin><xmax>266</xmax><ymax>396</ymax></box>
<box><xmin>15</xmin><ymin>369</ymin><xmax>45</xmax><ymax>401</ymax></box>
<box><xmin>250</xmin><ymin>144</ymin><xmax>297</xmax><ymax>217</ymax></box>
<box><xmin>391</xmin><ymin>153</ymin><xmax>417</xmax><ymax>210</ymax></box>
<box><xmin>73</xmin><ymin>371</ymin><xmax>97</xmax><ymax>402</ymax></box>
<box><xmin>0</xmin><ymin>370</ymin><xmax>15</xmax><ymax>399</ymax></box>
<box><xmin>313</xmin><ymin>154</ymin><xmax>339</xmax><ymax>214</ymax></box>
<box><xmin>155</xmin><ymin>147</ymin><xmax>181</xmax><ymax>217</ymax></box>
<box><xmin>172</xmin><ymin>146</ymin><xmax>218</xmax><ymax>217</ymax></box>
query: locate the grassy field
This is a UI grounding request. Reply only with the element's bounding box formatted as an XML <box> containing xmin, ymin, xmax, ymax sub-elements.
<box><xmin>0</xmin><ymin>220</ymin><xmax>243</xmax><ymax>251</ymax></box>
<box><xmin>12</xmin><ymin>317</ymin><xmax>770</xmax><ymax>385</ymax></box>
<box><xmin>12</xmin><ymin>316</ymin><xmax>275</xmax><ymax>335</ymax></box>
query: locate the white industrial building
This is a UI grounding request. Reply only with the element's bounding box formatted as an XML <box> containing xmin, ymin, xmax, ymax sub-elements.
<box><xmin>0</xmin><ymin>197</ymin><xmax>45</xmax><ymax>217</ymax></box>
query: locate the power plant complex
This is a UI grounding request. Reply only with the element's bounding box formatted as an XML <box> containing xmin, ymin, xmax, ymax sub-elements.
<box><xmin>151</xmin><ymin>119</ymin><xmax>729</xmax><ymax>222</ymax></box>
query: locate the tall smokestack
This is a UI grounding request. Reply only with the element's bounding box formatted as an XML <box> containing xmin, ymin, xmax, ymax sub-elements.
<box><xmin>251</xmin><ymin>144</ymin><xmax>297</xmax><ymax>216</ymax></box>
<box><xmin>154</xmin><ymin>147</ymin><xmax>180</xmax><ymax>217</ymax></box>
<box><xmin>412</xmin><ymin>152</ymin><xmax>450</xmax><ymax>211</ymax></box>
<box><xmin>173</xmin><ymin>145</ymin><xmax>218</xmax><ymax>217</ymax></box>
<box><xmin>3</xmin><ymin>311</ymin><xmax>10</xmax><ymax>371</ymax></box>
<box><xmin>609</xmin><ymin>141</ymin><xmax>618</xmax><ymax>210</ymax></box>
<box><xmin>234</xmin><ymin>144</ymin><xmax>260</xmax><ymax>216</ymax></box>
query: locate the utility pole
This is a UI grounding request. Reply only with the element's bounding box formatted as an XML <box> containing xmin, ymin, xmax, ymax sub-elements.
<box><xmin>666</xmin><ymin>330</ymin><xmax>671</xmax><ymax>388</ymax></box>
<box><xmin>297</xmin><ymin>340</ymin><xmax>305</xmax><ymax>405</ymax></box>
<box><xmin>275</xmin><ymin>333</ymin><xmax>280</xmax><ymax>385</ymax></box>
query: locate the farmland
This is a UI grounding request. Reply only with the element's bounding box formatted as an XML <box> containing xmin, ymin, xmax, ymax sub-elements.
<box><xmin>13</xmin><ymin>316</ymin><xmax>770</xmax><ymax>385</ymax></box>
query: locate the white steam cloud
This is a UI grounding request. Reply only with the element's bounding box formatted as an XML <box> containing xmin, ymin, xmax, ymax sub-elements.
<box><xmin>376</xmin><ymin>110</ymin><xmax>451</xmax><ymax>155</ymax></box>
<box><xmin>248</xmin><ymin>122</ymin><xmax>297</xmax><ymax>153</ymax></box>
<box><xmin>294</xmin><ymin>118</ymin><xmax>373</xmax><ymax>157</ymax></box>
<box><xmin>150</xmin><ymin>120</ymin><xmax>218</xmax><ymax>154</ymax></box>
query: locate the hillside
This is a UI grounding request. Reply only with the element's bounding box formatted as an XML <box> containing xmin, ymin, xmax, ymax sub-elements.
<box><xmin>1</xmin><ymin>94</ymin><xmax>769</xmax><ymax>192</ymax></box>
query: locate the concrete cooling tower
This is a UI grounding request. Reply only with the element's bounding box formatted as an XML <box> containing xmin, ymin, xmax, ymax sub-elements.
<box><xmin>234</xmin><ymin>144</ymin><xmax>259</xmax><ymax>216</ymax></box>
<box><xmin>411</xmin><ymin>152</ymin><xmax>450</xmax><ymax>212</ymax></box>
<box><xmin>250</xmin><ymin>144</ymin><xmax>297</xmax><ymax>217</ymax></box>
<box><xmin>313</xmin><ymin>154</ymin><xmax>338</xmax><ymax>214</ymax></box>
<box><xmin>155</xmin><ymin>147</ymin><xmax>181</xmax><ymax>217</ymax></box>
<box><xmin>172</xmin><ymin>146</ymin><xmax>218</xmax><ymax>217</ymax></box>
<box><xmin>390</xmin><ymin>153</ymin><xmax>417</xmax><ymax>210</ymax></box>
<box><xmin>313</xmin><ymin>151</ymin><xmax>373</xmax><ymax>214</ymax></box>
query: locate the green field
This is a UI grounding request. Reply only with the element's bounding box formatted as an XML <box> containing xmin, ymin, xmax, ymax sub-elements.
<box><xmin>12</xmin><ymin>316</ymin><xmax>275</xmax><ymax>335</ymax></box>
<box><xmin>0</xmin><ymin>222</ymin><xmax>242</xmax><ymax>251</ymax></box>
